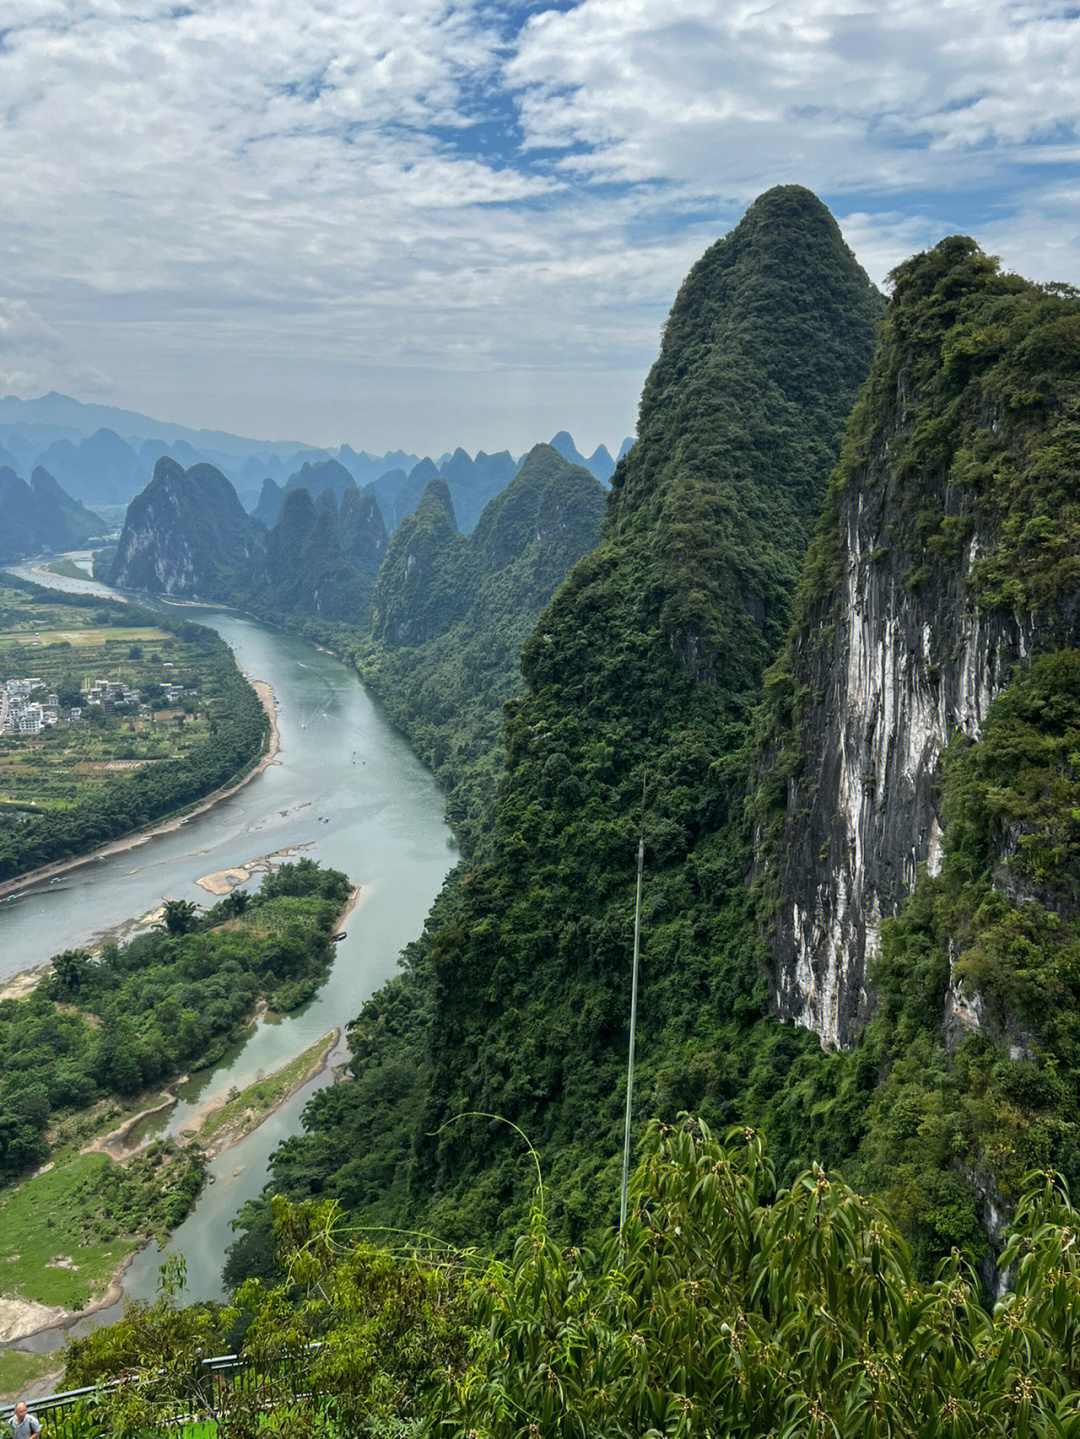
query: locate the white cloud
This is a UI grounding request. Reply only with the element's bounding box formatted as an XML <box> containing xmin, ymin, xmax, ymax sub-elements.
<box><xmin>0</xmin><ymin>0</ymin><xmax>1078</xmax><ymax>451</ymax></box>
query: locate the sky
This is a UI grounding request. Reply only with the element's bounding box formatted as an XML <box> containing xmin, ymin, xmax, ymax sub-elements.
<box><xmin>1</xmin><ymin>0</ymin><xmax>1078</xmax><ymax>457</ymax></box>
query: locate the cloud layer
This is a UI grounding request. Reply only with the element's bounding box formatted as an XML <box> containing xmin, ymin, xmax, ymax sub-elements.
<box><xmin>2</xmin><ymin>0</ymin><xmax>1077</xmax><ymax>451</ymax></box>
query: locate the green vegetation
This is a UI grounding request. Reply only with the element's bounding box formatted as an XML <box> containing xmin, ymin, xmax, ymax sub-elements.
<box><xmin>111</xmin><ymin>457</ymin><xmax>387</xmax><ymax>628</ymax></box>
<box><xmin>64</xmin><ymin>1123</ymin><xmax>1080</xmax><ymax>1437</ymax></box>
<box><xmin>226</xmin><ymin>187</ymin><xmax>885</xmax><ymax>1271</ymax></box>
<box><xmin>0</xmin><ymin>466</ymin><xmax>102</xmax><ymax>564</ymax></box>
<box><xmin>41</xmin><ymin>557</ymin><xmax>94</xmax><ymax>581</ymax></box>
<box><xmin>198</xmin><ymin>1033</ymin><xmax>335</xmax><ymax>1146</ymax></box>
<box><xmin>0</xmin><ymin>1147</ymin><xmax>201</xmax><ymax>1309</ymax></box>
<box><xmin>0</xmin><ymin>1346</ymin><xmax>61</xmax><ymax>1400</ymax></box>
<box><xmin>0</xmin><ymin>574</ymin><xmax>268</xmax><ymax>880</ymax></box>
<box><xmin>748</xmin><ymin>239</ymin><xmax>1080</xmax><ymax>1274</ymax></box>
<box><xmin>108</xmin><ymin>459</ymin><xmax>260</xmax><ymax>597</ymax></box>
<box><xmin>0</xmin><ymin>861</ymin><xmax>350</xmax><ymax>1186</ymax></box>
<box><xmin>334</xmin><ymin>443</ymin><xmax>607</xmax><ymax>848</ymax></box>
<box><xmin>844</xmin><ymin>649</ymin><xmax>1080</xmax><ymax>1271</ymax></box>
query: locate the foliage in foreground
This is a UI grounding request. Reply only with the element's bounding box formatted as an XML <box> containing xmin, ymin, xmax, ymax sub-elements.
<box><xmin>65</xmin><ymin>1122</ymin><xmax>1080</xmax><ymax>1438</ymax></box>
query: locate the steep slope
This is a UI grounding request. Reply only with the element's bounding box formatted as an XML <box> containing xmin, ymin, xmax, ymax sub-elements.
<box><xmin>439</xmin><ymin>447</ymin><xmax>520</xmax><ymax>532</ymax></box>
<box><xmin>369</xmin><ymin>478</ymin><xmax>469</xmax><ymax>645</ymax></box>
<box><xmin>0</xmin><ymin>466</ymin><xmax>103</xmax><ymax>560</ymax></box>
<box><xmin>252</xmin><ymin>477</ymin><xmax>284</xmax><ymax>527</ymax></box>
<box><xmin>751</xmin><ymin>238</ymin><xmax>1080</xmax><ymax>1272</ymax></box>
<box><xmin>110</xmin><ymin>459</ymin><xmax>261</xmax><ymax>594</ymax></box>
<box><xmin>227</xmin><ymin>187</ymin><xmax>884</xmax><ymax>1265</ymax></box>
<box><xmin>246</xmin><ymin>487</ymin><xmax>370</xmax><ymax>621</ymax></box>
<box><xmin>283</xmin><ymin>457</ymin><xmax>356</xmax><ymax>504</ymax></box>
<box><xmin>392</xmin><ymin>458</ymin><xmax>441</xmax><ymax>530</ymax></box>
<box><xmin>338</xmin><ymin>484</ymin><xmax>388</xmax><ymax>578</ymax></box>
<box><xmin>341</xmin><ymin>445</ymin><xmax>606</xmax><ymax>849</ymax></box>
<box><xmin>755</xmin><ymin>238</ymin><xmax>1080</xmax><ymax>1048</ymax></box>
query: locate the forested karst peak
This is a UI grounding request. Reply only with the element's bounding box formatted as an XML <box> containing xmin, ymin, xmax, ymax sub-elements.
<box><xmin>229</xmin><ymin>188</ymin><xmax>886</xmax><ymax>1261</ymax></box>
<box><xmin>111</xmin><ymin>458</ymin><xmax>260</xmax><ymax>594</ymax></box>
<box><xmin>747</xmin><ymin>235</ymin><xmax>1080</xmax><ymax>1271</ymax></box>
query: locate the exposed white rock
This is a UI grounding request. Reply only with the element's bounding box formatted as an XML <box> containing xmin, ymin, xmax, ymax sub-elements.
<box><xmin>772</xmin><ymin>504</ymin><xmax>1024</xmax><ymax>1049</ymax></box>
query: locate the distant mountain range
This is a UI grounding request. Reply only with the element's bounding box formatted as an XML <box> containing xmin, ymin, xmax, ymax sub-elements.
<box><xmin>0</xmin><ymin>391</ymin><xmax>629</xmax><ymax>518</ymax></box>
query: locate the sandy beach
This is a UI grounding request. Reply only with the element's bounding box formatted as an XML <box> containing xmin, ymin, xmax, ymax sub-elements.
<box><xmin>0</xmin><ymin>670</ymin><xmax>280</xmax><ymax>902</ymax></box>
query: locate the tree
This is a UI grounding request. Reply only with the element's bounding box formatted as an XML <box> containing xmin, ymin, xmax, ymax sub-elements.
<box><xmin>162</xmin><ymin>898</ymin><xmax>198</xmax><ymax>935</ymax></box>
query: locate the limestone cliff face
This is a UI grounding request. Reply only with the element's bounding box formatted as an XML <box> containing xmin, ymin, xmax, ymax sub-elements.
<box><xmin>756</xmin><ymin>236</ymin><xmax>1080</xmax><ymax>1049</ymax></box>
<box><xmin>111</xmin><ymin>459</ymin><xmax>259</xmax><ymax>595</ymax></box>
<box><xmin>761</xmin><ymin>475</ymin><xmax>1029</xmax><ymax>1048</ymax></box>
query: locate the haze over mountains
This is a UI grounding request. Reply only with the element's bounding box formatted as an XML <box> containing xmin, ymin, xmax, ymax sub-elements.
<box><xmin>0</xmin><ymin>464</ymin><xmax>104</xmax><ymax>562</ymax></box>
<box><xmin>0</xmin><ymin>390</ymin><xmax>627</xmax><ymax>518</ymax></box>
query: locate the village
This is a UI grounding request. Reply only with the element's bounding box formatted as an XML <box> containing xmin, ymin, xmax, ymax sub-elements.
<box><xmin>0</xmin><ymin>674</ymin><xmax>193</xmax><ymax>736</ymax></box>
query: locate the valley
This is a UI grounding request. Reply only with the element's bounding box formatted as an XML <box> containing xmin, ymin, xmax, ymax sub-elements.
<box><xmin>4</xmin><ymin>185</ymin><xmax>1080</xmax><ymax>1434</ymax></box>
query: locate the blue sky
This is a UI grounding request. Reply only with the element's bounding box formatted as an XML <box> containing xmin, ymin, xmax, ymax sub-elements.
<box><xmin>1</xmin><ymin>0</ymin><xmax>1078</xmax><ymax>455</ymax></box>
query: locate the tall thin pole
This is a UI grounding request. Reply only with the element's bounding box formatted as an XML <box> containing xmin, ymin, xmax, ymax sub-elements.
<box><xmin>619</xmin><ymin>778</ymin><xmax>646</xmax><ymax>1237</ymax></box>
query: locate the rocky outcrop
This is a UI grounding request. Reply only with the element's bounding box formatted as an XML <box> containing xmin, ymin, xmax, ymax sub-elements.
<box><xmin>110</xmin><ymin>458</ymin><xmax>260</xmax><ymax>595</ymax></box>
<box><xmin>762</xmin><ymin>491</ymin><xmax>1028</xmax><ymax>1048</ymax></box>
<box><xmin>756</xmin><ymin>236</ymin><xmax>1080</xmax><ymax>1049</ymax></box>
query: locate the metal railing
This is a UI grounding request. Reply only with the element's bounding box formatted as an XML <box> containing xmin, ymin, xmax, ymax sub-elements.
<box><xmin>1</xmin><ymin>1349</ymin><xmax>312</xmax><ymax>1437</ymax></box>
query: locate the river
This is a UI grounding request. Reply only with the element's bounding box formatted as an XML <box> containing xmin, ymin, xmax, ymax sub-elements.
<box><xmin>1</xmin><ymin>560</ymin><xmax>453</xmax><ymax>1334</ymax></box>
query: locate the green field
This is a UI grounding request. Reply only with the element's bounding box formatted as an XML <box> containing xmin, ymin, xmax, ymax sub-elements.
<box><xmin>0</xmin><ymin>582</ymin><xmax>223</xmax><ymax>817</ymax></box>
<box><xmin>40</xmin><ymin>557</ymin><xmax>94</xmax><ymax>582</ymax></box>
<box><xmin>0</xmin><ymin>573</ymin><xmax>268</xmax><ymax>881</ymax></box>
<box><xmin>0</xmin><ymin>1347</ymin><xmax>62</xmax><ymax>1403</ymax></box>
<box><xmin>0</xmin><ymin>1154</ymin><xmax>140</xmax><ymax>1309</ymax></box>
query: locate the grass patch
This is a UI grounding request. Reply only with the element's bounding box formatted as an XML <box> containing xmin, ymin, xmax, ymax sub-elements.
<box><xmin>40</xmin><ymin>558</ymin><xmax>93</xmax><ymax>582</ymax></box>
<box><xmin>199</xmin><ymin>1033</ymin><xmax>334</xmax><ymax>1145</ymax></box>
<box><xmin>0</xmin><ymin>1347</ymin><xmax>62</xmax><ymax>1402</ymax></box>
<box><xmin>11</xmin><ymin>626</ymin><xmax>170</xmax><ymax>646</ymax></box>
<box><xmin>0</xmin><ymin>1154</ymin><xmax>137</xmax><ymax>1309</ymax></box>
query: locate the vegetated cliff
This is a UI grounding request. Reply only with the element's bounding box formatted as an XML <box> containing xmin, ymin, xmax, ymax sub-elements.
<box><xmin>755</xmin><ymin>238</ymin><xmax>1080</xmax><ymax>1048</ymax></box>
<box><xmin>437</xmin><ymin>447</ymin><xmax>519</xmax><ymax>532</ymax></box>
<box><xmin>338</xmin><ymin>485</ymin><xmax>388</xmax><ymax>575</ymax></box>
<box><xmin>283</xmin><ymin>457</ymin><xmax>356</xmax><ymax>504</ymax></box>
<box><xmin>111</xmin><ymin>460</ymin><xmax>388</xmax><ymax>626</ymax></box>
<box><xmin>0</xmin><ymin>465</ymin><xmax>103</xmax><ymax>560</ymax></box>
<box><xmin>253</xmin><ymin>477</ymin><xmax>284</xmax><ymax>527</ymax></box>
<box><xmin>243</xmin><ymin>487</ymin><xmax>373</xmax><ymax>622</ymax></box>
<box><xmin>752</xmin><ymin>237</ymin><xmax>1080</xmax><ymax>1277</ymax></box>
<box><xmin>224</xmin><ymin>187</ymin><xmax>885</xmax><ymax>1276</ymax></box>
<box><xmin>342</xmin><ymin>443</ymin><xmax>607</xmax><ymax>849</ymax></box>
<box><xmin>111</xmin><ymin>458</ymin><xmax>262</xmax><ymax>594</ymax></box>
<box><xmin>369</xmin><ymin>478</ymin><xmax>468</xmax><ymax>645</ymax></box>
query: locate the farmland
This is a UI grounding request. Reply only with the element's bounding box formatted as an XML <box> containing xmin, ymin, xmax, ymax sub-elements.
<box><xmin>0</xmin><ymin>574</ymin><xmax>268</xmax><ymax>881</ymax></box>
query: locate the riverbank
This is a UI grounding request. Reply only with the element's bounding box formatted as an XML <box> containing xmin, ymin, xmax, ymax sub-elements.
<box><xmin>0</xmin><ymin>670</ymin><xmax>280</xmax><ymax>902</ymax></box>
<box><xmin>0</xmin><ymin>1029</ymin><xmax>339</xmax><ymax>1350</ymax></box>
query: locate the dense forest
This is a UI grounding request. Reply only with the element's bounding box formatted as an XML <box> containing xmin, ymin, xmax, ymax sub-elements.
<box><xmin>219</xmin><ymin>190</ymin><xmax>1080</xmax><ymax>1298</ymax></box>
<box><xmin>0</xmin><ymin>575</ymin><xmax>269</xmax><ymax>881</ymax></box>
<box><xmin>327</xmin><ymin>443</ymin><xmax>607</xmax><ymax>847</ymax></box>
<box><xmin>752</xmin><ymin>237</ymin><xmax>1080</xmax><ymax>1275</ymax></box>
<box><xmin>25</xmin><ymin>185</ymin><xmax>1080</xmax><ymax>1437</ymax></box>
<box><xmin>67</xmin><ymin>1123</ymin><xmax>1080</xmax><ymax>1439</ymax></box>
